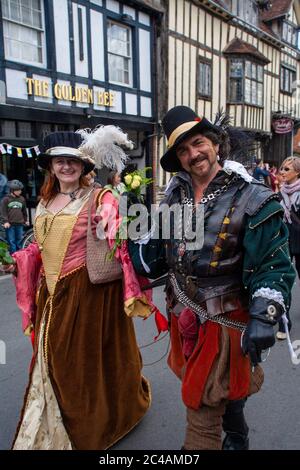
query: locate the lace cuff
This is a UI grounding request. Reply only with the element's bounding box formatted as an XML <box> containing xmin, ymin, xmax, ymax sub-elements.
<box><xmin>252</xmin><ymin>287</ymin><xmax>286</xmax><ymax>312</ymax></box>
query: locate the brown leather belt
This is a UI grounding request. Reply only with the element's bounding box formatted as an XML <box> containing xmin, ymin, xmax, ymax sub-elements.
<box><xmin>173</xmin><ymin>271</ymin><xmax>248</xmax><ymax>316</ymax></box>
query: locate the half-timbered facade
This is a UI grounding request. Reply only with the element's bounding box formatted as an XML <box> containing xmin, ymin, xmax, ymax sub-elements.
<box><xmin>156</xmin><ymin>0</ymin><xmax>300</xmax><ymax>192</ymax></box>
<box><xmin>0</xmin><ymin>0</ymin><xmax>162</xmax><ymax>199</ymax></box>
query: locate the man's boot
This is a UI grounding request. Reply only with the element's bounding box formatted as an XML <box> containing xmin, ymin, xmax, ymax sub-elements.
<box><xmin>222</xmin><ymin>399</ymin><xmax>249</xmax><ymax>450</ymax></box>
<box><xmin>222</xmin><ymin>431</ymin><xmax>249</xmax><ymax>450</ymax></box>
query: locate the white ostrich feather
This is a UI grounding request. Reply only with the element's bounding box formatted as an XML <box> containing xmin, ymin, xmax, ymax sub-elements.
<box><xmin>76</xmin><ymin>125</ymin><xmax>134</xmax><ymax>173</ymax></box>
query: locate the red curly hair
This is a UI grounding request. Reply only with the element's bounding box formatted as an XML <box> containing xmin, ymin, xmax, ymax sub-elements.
<box><xmin>40</xmin><ymin>172</ymin><xmax>89</xmax><ymax>203</ymax></box>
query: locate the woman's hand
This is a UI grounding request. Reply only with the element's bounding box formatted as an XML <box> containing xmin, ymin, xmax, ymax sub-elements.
<box><xmin>0</xmin><ymin>263</ymin><xmax>16</xmax><ymax>274</ymax></box>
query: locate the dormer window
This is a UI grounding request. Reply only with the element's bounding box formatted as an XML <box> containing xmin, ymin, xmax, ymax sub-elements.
<box><xmin>231</xmin><ymin>0</ymin><xmax>258</xmax><ymax>26</ymax></box>
<box><xmin>282</xmin><ymin>21</ymin><xmax>297</xmax><ymax>47</ymax></box>
<box><xmin>224</xmin><ymin>38</ymin><xmax>269</xmax><ymax>107</ymax></box>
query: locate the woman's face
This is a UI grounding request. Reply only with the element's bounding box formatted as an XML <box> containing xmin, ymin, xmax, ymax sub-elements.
<box><xmin>113</xmin><ymin>173</ymin><xmax>121</xmax><ymax>186</ymax></box>
<box><xmin>51</xmin><ymin>157</ymin><xmax>83</xmax><ymax>185</ymax></box>
<box><xmin>280</xmin><ymin>161</ymin><xmax>300</xmax><ymax>185</ymax></box>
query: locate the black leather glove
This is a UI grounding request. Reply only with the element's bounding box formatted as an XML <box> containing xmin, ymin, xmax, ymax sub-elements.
<box><xmin>242</xmin><ymin>297</ymin><xmax>284</xmax><ymax>367</ymax></box>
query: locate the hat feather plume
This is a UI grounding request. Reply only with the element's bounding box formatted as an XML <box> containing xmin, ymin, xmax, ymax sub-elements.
<box><xmin>76</xmin><ymin>125</ymin><xmax>133</xmax><ymax>173</ymax></box>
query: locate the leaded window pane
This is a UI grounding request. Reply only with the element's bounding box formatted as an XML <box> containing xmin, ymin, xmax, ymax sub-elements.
<box><xmin>198</xmin><ymin>61</ymin><xmax>212</xmax><ymax>97</ymax></box>
<box><xmin>245</xmin><ymin>78</ymin><xmax>251</xmax><ymax>103</ymax></box>
<box><xmin>257</xmin><ymin>82</ymin><xmax>263</xmax><ymax>106</ymax></box>
<box><xmin>230</xmin><ymin>78</ymin><xmax>243</xmax><ymax>102</ymax></box>
<box><xmin>229</xmin><ymin>58</ymin><xmax>264</xmax><ymax>105</ymax></box>
<box><xmin>245</xmin><ymin>61</ymin><xmax>251</xmax><ymax>78</ymax></box>
<box><xmin>230</xmin><ymin>60</ymin><xmax>243</xmax><ymax>78</ymax></box>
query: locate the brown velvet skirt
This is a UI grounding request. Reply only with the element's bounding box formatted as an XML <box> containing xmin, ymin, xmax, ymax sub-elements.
<box><xmin>18</xmin><ymin>267</ymin><xmax>151</xmax><ymax>450</ymax></box>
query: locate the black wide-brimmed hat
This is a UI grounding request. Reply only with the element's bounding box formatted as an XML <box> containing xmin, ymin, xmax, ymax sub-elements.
<box><xmin>38</xmin><ymin>131</ymin><xmax>95</xmax><ymax>175</ymax></box>
<box><xmin>160</xmin><ymin>106</ymin><xmax>222</xmax><ymax>172</ymax></box>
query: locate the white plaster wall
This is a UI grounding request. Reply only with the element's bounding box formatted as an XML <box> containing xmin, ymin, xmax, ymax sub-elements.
<box><xmin>125</xmin><ymin>93</ymin><xmax>137</xmax><ymax>115</ymax></box>
<box><xmin>139</xmin><ymin>29</ymin><xmax>151</xmax><ymax>92</ymax></box>
<box><xmin>72</xmin><ymin>3</ymin><xmax>89</xmax><ymax>78</ymax></box>
<box><xmin>140</xmin><ymin>96</ymin><xmax>152</xmax><ymax>117</ymax></box>
<box><xmin>106</xmin><ymin>0</ymin><xmax>120</xmax><ymax>13</ymax></box>
<box><xmin>90</xmin><ymin>10</ymin><xmax>105</xmax><ymax>81</ymax></box>
<box><xmin>5</xmin><ymin>69</ymin><xmax>28</xmax><ymax>100</ymax></box>
<box><xmin>53</xmin><ymin>0</ymin><xmax>71</xmax><ymax>74</ymax></box>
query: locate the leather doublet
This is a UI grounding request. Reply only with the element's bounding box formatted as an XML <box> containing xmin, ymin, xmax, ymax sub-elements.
<box><xmin>164</xmin><ymin>171</ymin><xmax>277</xmax><ymax>315</ymax></box>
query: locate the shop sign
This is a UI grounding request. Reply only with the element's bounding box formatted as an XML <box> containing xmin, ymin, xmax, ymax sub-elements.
<box><xmin>272</xmin><ymin>117</ymin><xmax>294</xmax><ymax>134</ymax></box>
<box><xmin>26</xmin><ymin>78</ymin><xmax>114</xmax><ymax>107</ymax></box>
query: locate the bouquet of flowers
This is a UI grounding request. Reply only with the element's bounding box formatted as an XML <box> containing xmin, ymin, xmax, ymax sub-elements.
<box><xmin>123</xmin><ymin>167</ymin><xmax>153</xmax><ymax>200</ymax></box>
<box><xmin>108</xmin><ymin>167</ymin><xmax>153</xmax><ymax>259</ymax></box>
<box><xmin>0</xmin><ymin>241</ymin><xmax>15</xmax><ymax>265</ymax></box>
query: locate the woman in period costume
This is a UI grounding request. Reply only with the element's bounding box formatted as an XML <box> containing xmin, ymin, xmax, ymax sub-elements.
<box><xmin>277</xmin><ymin>156</ymin><xmax>300</xmax><ymax>340</ymax></box>
<box><xmin>1</xmin><ymin>128</ymin><xmax>151</xmax><ymax>450</ymax></box>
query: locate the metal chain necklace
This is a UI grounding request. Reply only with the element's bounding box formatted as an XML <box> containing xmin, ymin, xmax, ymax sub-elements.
<box><xmin>181</xmin><ymin>174</ymin><xmax>239</xmax><ymax>206</ymax></box>
<box><xmin>177</xmin><ymin>175</ymin><xmax>239</xmax><ymax>261</ymax></box>
<box><xmin>59</xmin><ymin>187</ymin><xmax>81</xmax><ymax>200</ymax></box>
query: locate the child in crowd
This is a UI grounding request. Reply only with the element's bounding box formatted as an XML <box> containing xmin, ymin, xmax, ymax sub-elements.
<box><xmin>1</xmin><ymin>180</ymin><xmax>28</xmax><ymax>253</ymax></box>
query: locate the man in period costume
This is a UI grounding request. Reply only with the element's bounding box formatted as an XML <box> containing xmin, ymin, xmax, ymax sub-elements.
<box><xmin>128</xmin><ymin>105</ymin><xmax>295</xmax><ymax>450</ymax></box>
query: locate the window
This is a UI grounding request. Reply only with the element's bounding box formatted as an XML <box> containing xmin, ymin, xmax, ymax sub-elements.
<box><xmin>18</xmin><ymin>121</ymin><xmax>32</xmax><ymax>138</ymax></box>
<box><xmin>228</xmin><ymin>59</ymin><xmax>263</xmax><ymax>106</ymax></box>
<box><xmin>280</xmin><ymin>65</ymin><xmax>296</xmax><ymax>94</ymax></box>
<box><xmin>1</xmin><ymin>120</ymin><xmax>16</xmax><ymax>137</ymax></box>
<box><xmin>198</xmin><ymin>60</ymin><xmax>212</xmax><ymax>98</ymax></box>
<box><xmin>228</xmin><ymin>59</ymin><xmax>243</xmax><ymax>102</ymax></box>
<box><xmin>282</xmin><ymin>21</ymin><xmax>297</xmax><ymax>47</ymax></box>
<box><xmin>107</xmin><ymin>21</ymin><xmax>132</xmax><ymax>86</ymax></box>
<box><xmin>231</xmin><ymin>0</ymin><xmax>258</xmax><ymax>26</ymax></box>
<box><xmin>1</xmin><ymin>0</ymin><xmax>45</xmax><ymax>65</ymax></box>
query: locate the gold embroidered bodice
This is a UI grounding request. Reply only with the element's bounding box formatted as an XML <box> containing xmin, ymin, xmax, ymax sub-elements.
<box><xmin>34</xmin><ymin>192</ymin><xmax>92</xmax><ymax>295</ymax></box>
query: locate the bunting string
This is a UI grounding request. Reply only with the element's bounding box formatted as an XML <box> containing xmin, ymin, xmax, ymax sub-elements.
<box><xmin>0</xmin><ymin>143</ymin><xmax>40</xmax><ymax>159</ymax></box>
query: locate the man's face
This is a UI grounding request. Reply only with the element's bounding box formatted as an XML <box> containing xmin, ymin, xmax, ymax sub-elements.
<box><xmin>176</xmin><ymin>133</ymin><xmax>220</xmax><ymax>180</ymax></box>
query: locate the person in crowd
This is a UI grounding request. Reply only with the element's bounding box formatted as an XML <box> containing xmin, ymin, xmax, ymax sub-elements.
<box><xmin>276</xmin><ymin>156</ymin><xmax>300</xmax><ymax>340</ymax></box>
<box><xmin>128</xmin><ymin>105</ymin><xmax>295</xmax><ymax>450</ymax></box>
<box><xmin>105</xmin><ymin>170</ymin><xmax>126</xmax><ymax>197</ymax></box>
<box><xmin>1</xmin><ymin>180</ymin><xmax>28</xmax><ymax>253</ymax></box>
<box><xmin>0</xmin><ymin>172</ymin><xmax>9</xmax><ymax>240</ymax></box>
<box><xmin>269</xmin><ymin>165</ymin><xmax>280</xmax><ymax>193</ymax></box>
<box><xmin>0</xmin><ymin>172</ymin><xmax>9</xmax><ymax>202</ymax></box>
<box><xmin>86</xmin><ymin>169</ymin><xmax>101</xmax><ymax>188</ymax></box>
<box><xmin>0</xmin><ymin>129</ymin><xmax>151</xmax><ymax>450</ymax></box>
<box><xmin>252</xmin><ymin>160</ymin><xmax>270</xmax><ymax>184</ymax></box>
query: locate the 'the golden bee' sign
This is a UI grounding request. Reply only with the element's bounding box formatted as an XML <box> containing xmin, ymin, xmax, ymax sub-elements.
<box><xmin>26</xmin><ymin>78</ymin><xmax>114</xmax><ymax>107</ymax></box>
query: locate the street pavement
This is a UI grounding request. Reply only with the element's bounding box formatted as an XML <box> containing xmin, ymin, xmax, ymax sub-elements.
<box><xmin>0</xmin><ymin>275</ymin><xmax>299</xmax><ymax>450</ymax></box>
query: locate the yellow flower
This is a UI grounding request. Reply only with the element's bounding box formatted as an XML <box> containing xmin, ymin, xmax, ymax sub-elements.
<box><xmin>133</xmin><ymin>175</ymin><xmax>142</xmax><ymax>182</ymax></box>
<box><xmin>124</xmin><ymin>174</ymin><xmax>133</xmax><ymax>185</ymax></box>
<box><xmin>131</xmin><ymin>179</ymin><xmax>141</xmax><ymax>189</ymax></box>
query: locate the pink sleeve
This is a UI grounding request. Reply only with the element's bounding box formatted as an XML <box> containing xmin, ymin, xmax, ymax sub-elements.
<box><xmin>96</xmin><ymin>190</ymin><xmax>121</xmax><ymax>247</ymax></box>
<box><xmin>12</xmin><ymin>243</ymin><xmax>42</xmax><ymax>332</ymax></box>
<box><xmin>96</xmin><ymin>191</ymin><xmax>168</xmax><ymax>335</ymax></box>
<box><xmin>97</xmin><ymin>191</ymin><xmax>152</xmax><ymax>317</ymax></box>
